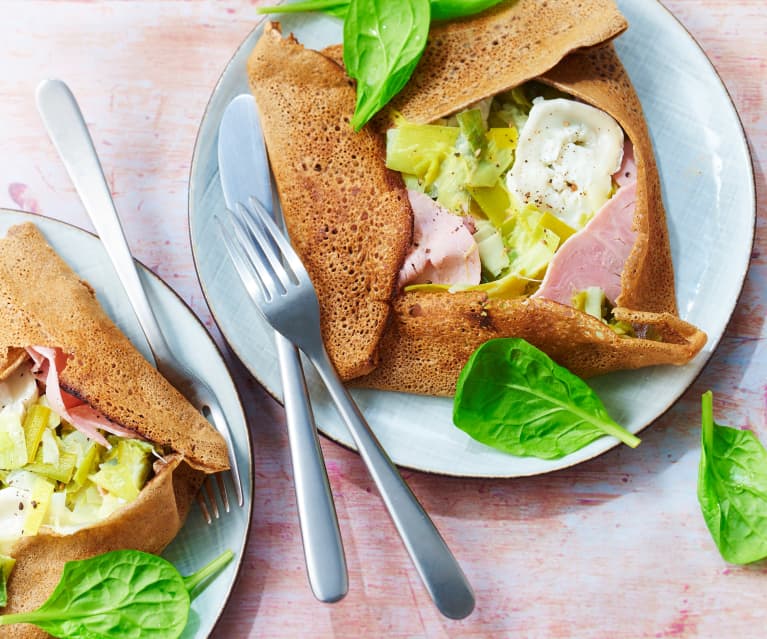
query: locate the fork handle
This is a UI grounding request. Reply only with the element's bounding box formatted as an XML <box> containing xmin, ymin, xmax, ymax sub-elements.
<box><xmin>276</xmin><ymin>334</ymin><xmax>348</xmax><ymax>603</ymax></box>
<box><xmin>307</xmin><ymin>346</ymin><xmax>475</xmax><ymax>619</ymax></box>
<box><xmin>35</xmin><ymin>79</ymin><xmax>173</xmax><ymax>367</ymax></box>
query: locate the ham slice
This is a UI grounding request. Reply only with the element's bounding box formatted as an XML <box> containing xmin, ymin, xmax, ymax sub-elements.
<box><xmin>533</xmin><ymin>179</ymin><xmax>638</xmax><ymax>306</ymax></box>
<box><xmin>615</xmin><ymin>140</ymin><xmax>636</xmax><ymax>187</ymax></box>
<box><xmin>398</xmin><ymin>190</ymin><xmax>481</xmax><ymax>289</ymax></box>
<box><xmin>26</xmin><ymin>346</ymin><xmax>139</xmax><ymax>447</ymax></box>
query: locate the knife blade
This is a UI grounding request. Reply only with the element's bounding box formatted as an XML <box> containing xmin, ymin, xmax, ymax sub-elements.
<box><xmin>218</xmin><ymin>95</ymin><xmax>272</xmax><ymax>213</ymax></box>
<box><xmin>218</xmin><ymin>94</ymin><xmax>348</xmax><ymax>603</ymax></box>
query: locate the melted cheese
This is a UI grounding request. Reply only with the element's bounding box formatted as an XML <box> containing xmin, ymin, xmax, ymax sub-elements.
<box><xmin>0</xmin><ymin>364</ymin><xmax>38</xmax><ymax>418</ymax></box>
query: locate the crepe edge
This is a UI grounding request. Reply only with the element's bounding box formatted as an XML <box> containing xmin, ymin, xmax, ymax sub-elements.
<box><xmin>354</xmin><ymin>292</ymin><xmax>707</xmax><ymax>396</ymax></box>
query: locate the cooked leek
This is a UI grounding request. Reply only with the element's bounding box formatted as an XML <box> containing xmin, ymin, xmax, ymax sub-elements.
<box><xmin>91</xmin><ymin>438</ymin><xmax>154</xmax><ymax>502</ymax></box>
<box><xmin>0</xmin><ymin>415</ymin><xmax>27</xmax><ymax>470</ymax></box>
<box><xmin>25</xmin><ymin>452</ymin><xmax>77</xmax><ymax>484</ymax></box>
<box><xmin>23</xmin><ymin>404</ymin><xmax>51</xmax><ymax>462</ymax></box>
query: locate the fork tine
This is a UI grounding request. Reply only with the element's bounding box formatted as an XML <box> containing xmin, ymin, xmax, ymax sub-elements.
<box><xmin>204</xmin><ymin>398</ymin><xmax>244</xmax><ymax>508</ymax></box>
<box><xmin>215</xmin><ymin>473</ymin><xmax>231</xmax><ymax>513</ymax></box>
<box><xmin>228</xmin><ymin>206</ymin><xmax>285</xmax><ymax>300</ymax></box>
<box><xmin>195</xmin><ymin>474</ymin><xmax>224</xmax><ymax>524</ymax></box>
<box><xmin>234</xmin><ymin>201</ymin><xmax>295</xmax><ymax>293</ymax></box>
<box><xmin>247</xmin><ymin>196</ymin><xmax>310</xmax><ymax>286</ymax></box>
<box><xmin>217</xmin><ymin>213</ymin><xmax>269</xmax><ymax>303</ymax></box>
<box><xmin>203</xmin><ymin>477</ymin><xmax>221</xmax><ymax>520</ymax></box>
<box><xmin>231</xmin><ymin>219</ymin><xmax>281</xmax><ymax>302</ymax></box>
<box><xmin>196</xmin><ymin>473</ymin><xmax>234</xmax><ymax>524</ymax></box>
<box><xmin>197</xmin><ymin>491</ymin><xmax>213</xmax><ymax>525</ymax></box>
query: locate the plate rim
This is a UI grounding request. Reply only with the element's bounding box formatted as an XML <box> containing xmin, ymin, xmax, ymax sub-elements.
<box><xmin>0</xmin><ymin>208</ymin><xmax>255</xmax><ymax>638</ymax></box>
<box><xmin>187</xmin><ymin>1</ymin><xmax>756</xmax><ymax>478</ymax></box>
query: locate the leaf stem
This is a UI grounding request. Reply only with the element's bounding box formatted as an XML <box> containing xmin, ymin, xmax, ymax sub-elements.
<box><xmin>561</xmin><ymin>398</ymin><xmax>640</xmax><ymax>448</ymax></box>
<box><xmin>596</xmin><ymin>419</ymin><xmax>641</xmax><ymax>448</ymax></box>
<box><xmin>258</xmin><ymin>0</ymin><xmax>348</xmax><ymax>14</ymax></box>
<box><xmin>506</xmin><ymin>382</ymin><xmax>640</xmax><ymax>449</ymax></box>
<box><xmin>0</xmin><ymin>612</ymin><xmax>41</xmax><ymax>626</ymax></box>
<box><xmin>183</xmin><ymin>551</ymin><xmax>235</xmax><ymax>600</ymax></box>
<box><xmin>701</xmin><ymin>390</ymin><xmax>714</xmax><ymax>453</ymax></box>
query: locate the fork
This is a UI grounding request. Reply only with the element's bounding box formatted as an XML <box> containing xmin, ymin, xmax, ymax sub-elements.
<box><xmin>35</xmin><ymin>78</ymin><xmax>243</xmax><ymax>521</ymax></box>
<box><xmin>219</xmin><ymin>199</ymin><xmax>475</xmax><ymax>619</ymax></box>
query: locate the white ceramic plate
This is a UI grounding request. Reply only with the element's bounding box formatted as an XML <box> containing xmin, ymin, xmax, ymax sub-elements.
<box><xmin>189</xmin><ymin>1</ymin><xmax>755</xmax><ymax>477</ymax></box>
<box><xmin>0</xmin><ymin>210</ymin><xmax>253</xmax><ymax>638</ymax></box>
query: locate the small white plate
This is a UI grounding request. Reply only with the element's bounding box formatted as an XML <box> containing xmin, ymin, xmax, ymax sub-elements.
<box><xmin>0</xmin><ymin>210</ymin><xmax>253</xmax><ymax>638</ymax></box>
<box><xmin>189</xmin><ymin>1</ymin><xmax>755</xmax><ymax>477</ymax></box>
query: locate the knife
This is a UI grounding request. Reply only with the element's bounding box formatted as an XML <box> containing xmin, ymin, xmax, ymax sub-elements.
<box><xmin>218</xmin><ymin>94</ymin><xmax>348</xmax><ymax>603</ymax></box>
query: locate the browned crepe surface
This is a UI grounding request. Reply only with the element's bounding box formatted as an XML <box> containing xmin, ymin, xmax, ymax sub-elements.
<box><xmin>3</xmin><ymin>456</ymin><xmax>203</xmax><ymax>639</ymax></box>
<box><xmin>247</xmin><ymin>22</ymin><xmax>413</xmax><ymax>380</ymax></box>
<box><xmin>390</xmin><ymin>0</ymin><xmax>627</xmax><ymax>123</ymax></box>
<box><xmin>355</xmin><ymin>293</ymin><xmax>706</xmax><ymax>396</ymax></box>
<box><xmin>0</xmin><ymin>223</ymin><xmax>228</xmax><ymax>473</ymax></box>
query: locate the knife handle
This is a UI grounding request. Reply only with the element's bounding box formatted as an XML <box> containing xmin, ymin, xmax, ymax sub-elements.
<box><xmin>276</xmin><ymin>334</ymin><xmax>348</xmax><ymax>603</ymax></box>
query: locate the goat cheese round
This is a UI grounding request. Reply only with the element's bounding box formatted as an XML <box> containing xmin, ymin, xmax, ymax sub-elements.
<box><xmin>506</xmin><ymin>98</ymin><xmax>624</xmax><ymax>229</ymax></box>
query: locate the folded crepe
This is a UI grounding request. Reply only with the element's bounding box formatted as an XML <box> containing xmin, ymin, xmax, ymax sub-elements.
<box><xmin>0</xmin><ymin>224</ymin><xmax>227</xmax><ymax>472</ymax></box>
<box><xmin>0</xmin><ymin>223</ymin><xmax>228</xmax><ymax>636</ymax></box>
<box><xmin>247</xmin><ymin>0</ymin><xmax>706</xmax><ymax>396</ymax></box>
<box><xmin>248</xmin><ymin>23</ymin><xmax>413</xmax><ymax>380</ymax></box>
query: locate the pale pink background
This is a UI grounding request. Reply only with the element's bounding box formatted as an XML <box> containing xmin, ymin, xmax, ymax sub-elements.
<box><xmin>0</xmin><ymin>1</ymin><xmax>765</xmax><ymax>637</ymax></box>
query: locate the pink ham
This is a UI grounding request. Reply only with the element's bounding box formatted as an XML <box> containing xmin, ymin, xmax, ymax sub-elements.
<box><xmin>533</xmin><ymin>179</ymin><xmax>638</xmax><ymax>306</ymax></box>
<box><xmin>398</xmin><ymin>190</ymin><xmax>481</xmax><ymax>289</ymax></box>
<box><xmin>26</xmin><ymin>346</ymin><xmax>139</xmax><ymax>447</ymax></box>
<box><xmin>615</xmin><ymin>140</ymin><xmax>636</xmax><ymax>187</ymax></box>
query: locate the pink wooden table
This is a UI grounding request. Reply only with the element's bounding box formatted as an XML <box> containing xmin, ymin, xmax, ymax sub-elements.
<box><xmin>1</xmin><ymin>1</ymin><xmax>765</xmax><ymax>637</ymax></box>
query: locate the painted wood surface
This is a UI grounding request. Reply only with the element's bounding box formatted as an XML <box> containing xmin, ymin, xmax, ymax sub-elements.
<box><xmin>0</xmin><ymin>1</ymin><xmax>765</xmax><ymax>637</ymax></box>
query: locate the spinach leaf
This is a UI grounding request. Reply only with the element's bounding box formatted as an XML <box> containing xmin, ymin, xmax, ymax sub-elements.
<box><xmin>258</xmin><ymin>0</ymin><xmax>506</xmax><ymax>19</ymax></box>
<box><xmin>0</xmin><ymin>549</ymin><xmax>233</xmax><ymax>638</ymax></box>
<box><xmin>258</xmin><ymin>0</ymin><xmax>349</xmax><ymax>17</ymax></box>
<box><xmin>698</xmin><ymin>390</ymin><xmax>767</xmax><ymax>564</ymax></box>
<box><xmin>430</xmin><ymin>0</ymin><xmax>506</xmax><ymax>20</ymax></box>
<box><xmin>344</xmin><ymin>0</ymin><xmax>431</xmax><ymax>130</ymax></box>
<box><xmin>453</xmin><ymin>338</ymin><xmax>640</xmax><ymax>459</ymax></box>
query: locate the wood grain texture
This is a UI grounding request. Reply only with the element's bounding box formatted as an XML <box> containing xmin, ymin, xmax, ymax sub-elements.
<box><xmin>0</xmin><ymin>1</ymin><xmax>764</xmax><ymax>637</ymax></box>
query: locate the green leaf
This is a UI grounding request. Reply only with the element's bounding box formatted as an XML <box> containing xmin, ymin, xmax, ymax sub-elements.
<box><xmin>430</xmin><ymin>0</ymin><xmax>506</xmax><ymax>21</ymax></box>
<box><xmin>0</xmin><ymin>549</ymin><xmax>234</xmax><ymax>638</ymax></box>
<box><xmin>698</xmin><ymin>391</ymin><xmax>767</xmax><ymax>564</ymax></box>
<box><xmin>258</xmin><ymin>0</ymin><xmax>506</xmax><ymax>20</ymax></box>
<box><xmin>0</xmin><ymin>550</ymin><xmax>188</xmax><ymax>638</ymax></box>
<box><xmin>453</xmin><ymin>338</ymin><xmax>640</xmax><ymax>459</ymax></box>
<box><xmin>258</xmin><ymin>0</ymin><xmax>349</xmax><ymax>17</ymax></box>
<box><xmin>343</xmin><ymin>0</ymin><xmax>431</xmax><ymax>131</ymax></box>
